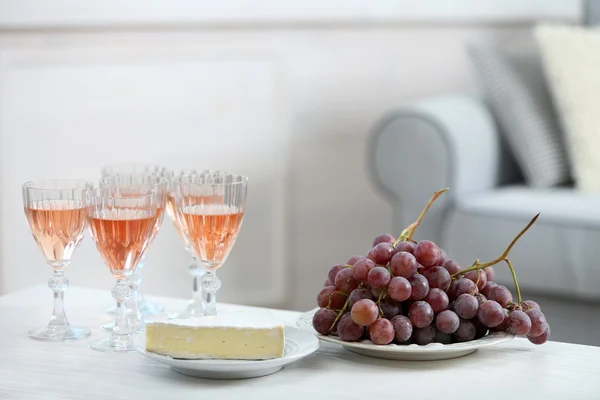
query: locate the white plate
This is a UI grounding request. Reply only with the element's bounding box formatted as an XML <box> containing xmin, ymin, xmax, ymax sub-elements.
<box><xmin>134</xmin><ymin>326</ymin><xmax>319</xmax><ymax>379</ymax></box>
<box><xmin>297</xmin><ymin>308</ymin><xmax>514</xmax><ymax>361</ymax></box>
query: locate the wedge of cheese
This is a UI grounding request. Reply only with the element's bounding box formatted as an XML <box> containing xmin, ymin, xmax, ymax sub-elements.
<box><xmin>145</xmin><ymin>312</ymin><xmax>285</xmax><ymax>360</ymax></box>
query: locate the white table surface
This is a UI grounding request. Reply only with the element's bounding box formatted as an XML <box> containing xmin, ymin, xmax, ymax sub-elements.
<box><xmin>0</xmin><ymin>285</ymin><xmax>598</xmax><ymax>400</ymax></box>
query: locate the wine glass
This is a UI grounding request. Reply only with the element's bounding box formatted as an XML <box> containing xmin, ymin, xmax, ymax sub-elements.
<box><xmin>22</xmin><ymin>179</ymin><xmax>92</xmax><ymax>341</ymax></box>
<box><xmin>174</xmin><ymin>170</ymin><xmax>248</xmax><ymax>316</ymax></box>
<box><xmin>87</xmin><ymin>186</ymin><xmax>157</xmax><ymax>352</ymax></box>
<box><xmin>101</xmin><ymin>163</ymin><xmax>170</xmax><ymax>316</ymax></box>
<box><xmin>99</xmin><ymin>174</ymin><xmax>168</xmax><ymax>332</ymax></box>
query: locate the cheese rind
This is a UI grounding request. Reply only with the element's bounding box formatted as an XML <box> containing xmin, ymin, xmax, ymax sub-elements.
<box><xmin>145</xmin><ymin>313</ymin><xmax>285</xmax><ymax>360</ymax></box>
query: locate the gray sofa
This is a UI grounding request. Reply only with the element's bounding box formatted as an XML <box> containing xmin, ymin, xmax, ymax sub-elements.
<box><xmin>369</xmin><ymin>94</ymin><xmax>600</xmax><ymax>346</ymax></box>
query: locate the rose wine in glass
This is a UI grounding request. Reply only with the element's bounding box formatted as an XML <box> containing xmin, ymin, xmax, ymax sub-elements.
<box><xmin>99</xmin><ymin>176</ymin><xmax>168</xmax><ymax>332</ymax></box>
<box><xmin>175</xmin><ymin>170</ymin><xmax>248</xmax><ymax>316</ymax></box>
<box><xmin>101</xmin><ymin>163</ymin><xmax>171</xmax><ymax>317</ymax></box>
<box><xmin>22</xmin><ymin>179</ymin><xmax>92</xmax><ymax>341</ymax></box>
<box><xmin>87</xmin><ymin>187</ymin><xmax>157</xmax><ymax>352</ymax></box>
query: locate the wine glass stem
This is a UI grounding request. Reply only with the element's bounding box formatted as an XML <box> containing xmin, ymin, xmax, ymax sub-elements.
<box><xmin>202</xmin><ymin>271</ymin><xmax>221</xmax><ymax>316</ymax></box>
<box><xmin>112</xmin><ymin>280</ymin><xmax>133</xmax><ymax>338</ymax></box>
<box><xmin>187</xmin><ymin>256</ymin><xmax>205</xmax><ymax>315</ymax></box>
<box><xmin>48</xmin><ymin>269</ymin><xmax>70</xmax><ymax>328</ymax></box>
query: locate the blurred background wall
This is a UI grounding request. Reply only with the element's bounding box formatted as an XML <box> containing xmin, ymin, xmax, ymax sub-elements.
<box><xmin>0</xmin><ymin>0</ymin><xmax>582</xmax><ymax>311</ymax></box>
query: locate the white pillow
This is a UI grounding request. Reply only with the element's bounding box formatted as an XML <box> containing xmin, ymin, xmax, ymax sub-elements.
<box><xmin>535</xmin><ymin>24</ymin><xmax>600</xmax><ymax>193</ymax></box>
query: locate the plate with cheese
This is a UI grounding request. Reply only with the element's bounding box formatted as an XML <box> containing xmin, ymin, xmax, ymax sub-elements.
<box><xmin>134</xmin><ymin>311</ymin><xmax>319</xmax><ymax>379</ymax></box>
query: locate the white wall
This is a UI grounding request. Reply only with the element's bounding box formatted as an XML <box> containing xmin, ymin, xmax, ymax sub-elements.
<box><xmin>0</xmin><ymin>1</ymin><xmax>582</xmax><ymax>311</ymax></box>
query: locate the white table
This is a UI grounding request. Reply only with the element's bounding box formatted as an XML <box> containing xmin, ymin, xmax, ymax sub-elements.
<box><xmin>0</xmin><ymin>285</ymin><xmax>598</xmax><ymax>400</ymax></box>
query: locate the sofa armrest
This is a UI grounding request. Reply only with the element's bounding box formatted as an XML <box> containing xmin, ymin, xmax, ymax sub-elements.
<box><xmin>369</xmin><ymin>94</ymin><xmax>514</xmax><ymax>243</ymax></box>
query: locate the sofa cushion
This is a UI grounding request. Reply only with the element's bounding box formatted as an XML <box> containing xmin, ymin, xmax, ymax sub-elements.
<box><xmin>468</xmin><ymin>44</ymin><xmax>571</xmax><ymax>188</ymax></box>
<box><xmin>442</xmin><ymin>186</ymin><xmax>600</xmax><ymax>300</ymax></box>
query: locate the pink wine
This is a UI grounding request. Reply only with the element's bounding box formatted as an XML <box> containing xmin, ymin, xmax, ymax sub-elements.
<box><xmin>88</xmin><ymin>212</ymin><xmax>156</xmax><ymax>280</ymax></box>
<box><xmin>24</xmin><ymin>201</ymin><xmax>87</xmax><ymax>267</ymax></box>
<box><xmin>180</xmin><ymin>204</ymin><xmax>244</xmax><ymax>269</ymax></box>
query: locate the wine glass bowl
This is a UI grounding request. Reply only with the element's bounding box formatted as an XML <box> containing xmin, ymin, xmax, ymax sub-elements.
<box><xmin>87</xmin><ymin>187</ymin><xmax>158</xmax><ymax>352</ymax></box>
<box><xmin>101</xmin><ymin>164</ymin><xmax>171</xmax><ymax>317</ymax></box>
<box><xmin>175</xmin><ymin>170</ymin><xmax>248</xmax><ymax>316</ymax></box>
<box><xmin>22</xmin><ymin>179</ymin><xmax>92</xmax><ymax>341</ymax></box>
<box><xmin>98</xmin><ymin>177</ymin><xmax>168</xmax><ymax>332</ymax></box>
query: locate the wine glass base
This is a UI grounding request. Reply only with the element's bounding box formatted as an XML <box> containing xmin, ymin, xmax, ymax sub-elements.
<box><xmin>140</xmin><ymin>301</ymin><xmax>165</xmax><ymax>316</ymax></box>
<box><xmin>101</xmin><ymin>319</ymin><xmax>145</xmax><ymax>333</ymax></box>
<box><xmin>28</xmin><ymin>325</ymin><xmax>90</xmax><ymax>342</ymax></box>
<box><xmin>89</xmin><ymin>336</ymin><xmax>134</xmax><ymax>352</ymax></box>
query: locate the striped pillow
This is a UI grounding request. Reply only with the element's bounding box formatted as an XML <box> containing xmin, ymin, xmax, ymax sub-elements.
<box><xmin>469</xmin><ymin>44</ymin><xmax>571</xmax><ymax>187</ymax></box>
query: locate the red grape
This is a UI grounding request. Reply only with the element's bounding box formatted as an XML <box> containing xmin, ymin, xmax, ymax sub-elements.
<box><xmin>391</xmin><ymin>315</ymin><xmax>412</xmax><ymax>342</ymax></box>
<box><xmin>475</xmin><ymin>293</ymin><xmax>487</xmax><ymax>306</ymax></box>
<box><xmin>380</xmin><ymin>298</ymin><xmax>402</xmax><ymax>319</ymax></box>
<box><xmin>413</xmin><ymin>325</ymin><xmax>436</xmax><ymax>345</ymax></box>
<box><xmin>453</xmin><ymin>319</ymin><xmax>476</xmax><ymax>342</ymax></box>
<box><xmin>393</xmin><ymin>241</ymin><xmax>415</xmax><ymax>255</ymax></box>
<box><xmin>370</xmin><ymin>285</ymin><xmax>383</xmax><ymax>298</ymax></box>
<box><xmin>442</xmin><ymin>259</ymin><xmax>462</xmax><ymax>275</ymax></box>
<box><xmin>422</xmin><ymin>266</ymin><xmax>451</xmax><ymax>290</ymax></box>
<box><xmin>389</xmin><ymin>251</ymin><xmax>418</xmax><ymax>278</ymax></box>
<box><xmin>330</xmin><ymin>292</ymin><xmax>347</xmax><ymax>310</ymax></box>
<box><xmin>348</xmin><ymin>288</ymin><xmax>374</xmax><ymax>307</ymax></box>
<box><xmin>493</xmin><ymin>308</ymin><xmax>510</xmax><ymax>332</ymax></box>
<box><xmin>335</xmin><ymin>268</ymin><xmax>358</xmax><ymax>294</ymax></box>
<box><xmin>351</xmin><ymin>299</ymin><xmax>379</xmax><ymax>326</ymax></box>
<box><xmin>317</xmin><ymin>286</ymin><xmax>336</xmax><ymax>308</ymax></box>
<box><xmin>465</xmin><ymin>269</ymin><xmax>487</xmax><ymax>291</ymax></box>
<box><xmin>328</xmin><ymin>264</ymin><xmax>344</xmax><ymax>285</ymax></box>
<box><xmin>480</xmin><ymin>281</ymin><xmax>498</xmax><ymax>298</ymax></box>
<box><xmin>367</xmin><ymin>242</ymin><xmax>394</xmax><ymax>265</ymax></box>
<box><xmin>324</xmin><ymin>279</ymin><xmax>332</xmax><ymax>287</ymax></box>
<box><xmin>312</xmin><ymin>308</ymin><xmax>337</xmax><ymax>335</ymax></box>
<box><xmin>472</xmin><ymin>318</ymin><xmax>488</xmax><ymax>339</ymax></box>
<box><xmin>408</xmin><ymin>274</ymin><xmax>429</xmax><ymax>300</ymax></box>
<box><xmin>372</xmin><ymin>234</ymin><xmax>395</xmax><ymax>247</ymax></box>
<box><xmin>454</xmin><ymin>294</ymin><xmax>479</xmax><ymax>319</ymax></box>
<box><xmin>368</xmin><ymin>266</ymin><xmax>391</xmax><ymax>289</ymax></box>
<box><xmin>478</xmin><ymin>300</ymin><xmax>505</xmax><ymax>328</ymax></box>
<box><xmin>528</xmin><ymin>326</ymin><xmax>550</xmax><ymax>344</ymax></box>
<box><xmin>337</xmin><ymin>313</ymin><xmax>364</xmax><ymax>341</ymax></box>
<box><xmin>414</xmin><ymin>240</ymin><xmax>441</xmax><ymax>268</ymax></box>
<box><xmin>408</xmin><ymin>301</ymin><xmax>434</xmax><ymax>328</ymax></box>
<box><xmin>522</xmin><ymin>300</ymin><xmax>541</xmax><ymax>311</ymax></box>
<box><xmin>509</xmin><ymin>310</ymin><xmax>532</xmax><ymax>336</ymax></box>
<box><xmin>424</xmin><ymin>288</ymin><xmax>449</xmax><ymax>313</ymax></box>
<box><xmin>346</xmin><ymin>255</ymin><xmax>364</xmax><ymax>266</ymax></box>
<box><xmin>388</xmin><ymin>276</ymin><xmax>412</xmax><ymax>302</ymax></box>
<box><xmin>436</xmin><ymin>310</ymin><xmax>460</xmax><ymax>334</ymax></box>
<box><xmin>352</xmin><ymin>258</ymin><xmax>375</xmax><ymax>282</ymax></box>
<box><xmin>436</xmin><ymin>248</ymin><xmax>448</xmax><ymax>266</ymax></box>
<box><xmin>435</xmin><ymin>331</ymin><xmax>453</xmax><ymax>344</ymax></box>
<box><xmin>488</xmin><ymin>285</ymin><xmax>513</xmax><ymax>308</ymax></box>
<box><xmin>484</xmin><ymin>266</ymin><xmax>496</xmax><ymax>281</ymax></box>
<box><xmin>369</xmin><ymin>318</ymin><xmax>395</xmax><ymax>345</ymax></box>
<box><xmin>446</xmin><ymin>280</ymin><xmax>459</xmax><ymax>301</ymax></box>
<box><xmin>455</xmin><ymin>278</ymin><xmax>476</xmax><ymax>297</ymax></box>
<box><xmin>525</xmin><ymin>309</ymin><xmax>548</xmax><ymax>337</ymax></box>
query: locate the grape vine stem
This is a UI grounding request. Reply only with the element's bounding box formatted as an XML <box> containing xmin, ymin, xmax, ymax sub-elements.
<box><xmin>451</xmin><ymin>213</ymin><xmax>539</xmax><ymax>305</ymax></box>
<box><xmin>393</xmin><ymin>188</ymin><xmax>449</xmax><ymax>246</ymax></box>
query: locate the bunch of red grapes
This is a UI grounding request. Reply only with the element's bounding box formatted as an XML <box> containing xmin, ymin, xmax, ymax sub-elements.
<box><xmin>313</xmin><ymin>197</ymin><xmax>550</xmax><ymax>346</ymax></box>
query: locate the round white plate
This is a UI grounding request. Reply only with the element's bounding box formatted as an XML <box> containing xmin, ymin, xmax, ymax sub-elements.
<box><xmin>297</xmin><ymin>308</ymin><xmax>514</xmax><ymax>361</ymax></box>
<box><xmin>134</xmin><ymin>326</ymin><xmax>319</xmax><ymax>379</ymax></box>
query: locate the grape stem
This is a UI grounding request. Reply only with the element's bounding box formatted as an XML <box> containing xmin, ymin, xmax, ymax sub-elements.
<box><xmin>451</xmin><ymin>213</ymin><xmax>539</xmax><ymax>305</ymax></box>
<box><xmin>376</xmin><ymin>288</ymin><xmax>387</xmax><ymax>317</ymax></box>
<box><xmin>504</xmin><ymin>259</ymin><xmax>522</xmax><ymax>305</ymax></box>
<box><xmin>393</xmin><ymin>188</ymin><xmax>449</xmax><ymax>246</ymax></box>
<box><xmin>452</xmin><ymin>213</ymin><xmax>539</xmax><ymax>278</ymax></box>
<box><xmin>329</xmin><ymin>298</ymin><xmax>349</xmax><ymax>331</ymax></box>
